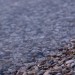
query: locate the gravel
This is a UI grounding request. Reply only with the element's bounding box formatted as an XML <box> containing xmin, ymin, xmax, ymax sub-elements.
<box><xmin>15</xmin><ymin>39</ymin><xmax>75</xmax><ymax>75</ymax></box>
<box><xmin>0</xmin><ymin>0</ymin><xmax>75</xmax><ymax>74</ymax></box>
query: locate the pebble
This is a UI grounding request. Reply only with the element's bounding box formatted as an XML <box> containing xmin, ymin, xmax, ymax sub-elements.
<box><xmin>65</xmin><ymin>59</ymin><xmax>74</xmax><ymax>67</ymax></box>
<box><xmin>53</xmin><ymin>65</ymin><xmax>61</xmax><ymax>70</ymax></box>
<box><xmin>71</xmin><ymin>62</ymin><xmax>75</xmax><ymax>68</ymax></box>
<box><xmin>43</xmin><ymin>69</ymin><xmax>50</xmax><ymax>75</ymax></box>
<box><xmin>56</xmin><ymin>73</ymin><xmax>62</xmax><ymax>75</ymax></box>
<box><xmin>66</xmin><ymin>60</ymin><xmax>74</xmax><ymax>64</ymax></box>
<box><xmin>3</xmin><ymin>39</ymin><xmax>75</xmax><ymax>75</ymax></box>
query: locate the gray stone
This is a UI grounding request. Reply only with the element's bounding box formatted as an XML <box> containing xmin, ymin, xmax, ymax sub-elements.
<box><xmin>0</xmin><ymin>0</ymin><xmax>75</xmax><ymax>73</ymax></box>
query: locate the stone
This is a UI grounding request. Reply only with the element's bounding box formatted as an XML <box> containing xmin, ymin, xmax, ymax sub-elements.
<box><xmin>53</xmin><ymin>65</ymin><xmax>61</xmax><ymax>70</ymax></box>
<box><xmin>65</xmin><ymin>60</ymin><xmax>75</xmax><ymax>67</ymax></box>
<box><xmin>16</xmin><ymin>67</ymin><xmax>26</xmax><ymax>75</ymax></box>
<box><xmin>56</xmin><ymin>73</ymin><xmax>62</xmax><ymax>75</ymax></box>
<box><xmin>3</xmin><ymin>39</ymin><xmax>75</xmax><ymax>75</ymax></box>
<box><xmin>43</xmin><ymin>69</ymin><xmax>51</xmax><ymax>75</ymax></box>
<box><xmin>71</xmin><ymin>62</ymin><xmax>75</xmax><ymax>68</ymax></box>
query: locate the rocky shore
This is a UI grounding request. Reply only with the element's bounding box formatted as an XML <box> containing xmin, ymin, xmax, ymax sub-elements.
<box><xmin>2</xmin><ymin>39</ymin><xmax>75</xmax><ymax>75</ymax></box>
<box><xmin>0</xmin><ymin>0</ymin><xmax>75</xmax><ymax>75</ymax></box>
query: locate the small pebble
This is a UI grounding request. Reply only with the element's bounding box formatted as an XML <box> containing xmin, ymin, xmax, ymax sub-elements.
<box><xmin>5</xmin><ymin>40</ymin><xmax>75</xmax><ymax>75</ymax></box>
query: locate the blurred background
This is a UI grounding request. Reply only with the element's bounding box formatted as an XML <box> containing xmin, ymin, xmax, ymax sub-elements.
<box><xmin>0</xmin><ymin>0</ymin><xmax>75</xmax><ymax>74</ymax></box>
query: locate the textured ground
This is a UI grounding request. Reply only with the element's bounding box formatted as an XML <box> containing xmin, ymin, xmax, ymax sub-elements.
<box><xmin>16</xmin><ymin>40</ymin><xmax>75</xmax><ymax>75</ymax></box>
<box><xmin>0</xmin><ymin>0</ymin><xmax>75</xmax><ymax>74</ymax></box>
